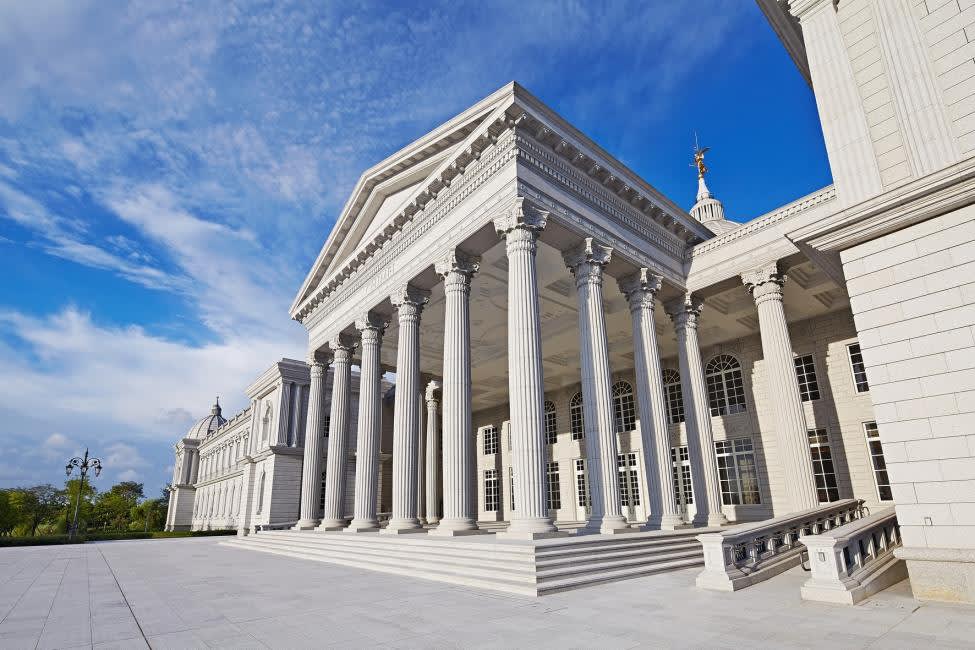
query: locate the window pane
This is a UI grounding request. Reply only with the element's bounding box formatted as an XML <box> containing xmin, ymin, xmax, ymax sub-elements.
<box><xmin>848</xmin><ymin>344</ymin><xmax>869</xmax><ymax>393</ymax></box>
<box><xmin>794</xmin><ymin>354</ymin><xmax>821</xmax><ymax>402</ymax></box>
<box><xmin>865</xmin><ymin>422</ymin><xmax>892</xmax><ymax>501</ymax></box>
<box><xmin>808</xmin><ymin>429</ymin><xmax>840</xmax><ymax>503</ymax></box>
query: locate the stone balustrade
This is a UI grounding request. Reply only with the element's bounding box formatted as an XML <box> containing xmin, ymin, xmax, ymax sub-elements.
<box><xmin>799</xmin><ymin>507</ymin><xmax>904</xmax><ymax>604</ymax></box>
<box><xmin>696</xmin><ymin>498</ymin><xmax>865</xmax><ymax>591</ymax></box>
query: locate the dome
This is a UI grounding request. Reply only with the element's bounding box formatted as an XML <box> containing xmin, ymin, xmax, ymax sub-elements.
<box><xmin>186</xmin><ymin>398</ymin><xmax>227</xmax><ymax>440</ymax></box>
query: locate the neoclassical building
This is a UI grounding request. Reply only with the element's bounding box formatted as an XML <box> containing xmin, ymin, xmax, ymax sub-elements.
<box><xmin>170</xmin><ymin>0</ymin><xmax>975</xmax><ymax>604</ymax></box>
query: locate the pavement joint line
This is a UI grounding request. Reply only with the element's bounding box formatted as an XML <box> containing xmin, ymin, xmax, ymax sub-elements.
<box><xmin>0</xmin><ymin>552</ymin><xmax>58</xmax><ymax>627</ymax></box>
<box><xmin>33</xmin><ymin>553</ymin><xmax>70</xmax><ymax>650</ymax></box>
<box><xmin>96</xmin><ymin>546</ymin><xmax>150</xmax><ymax>649</ymax></box>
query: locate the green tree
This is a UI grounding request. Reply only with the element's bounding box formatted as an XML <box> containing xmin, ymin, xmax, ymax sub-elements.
<box><xmin>93</xmin><ymin>481</ymin><xmax>144</xmax><ymax>531</ymax></box>
<box><xmin>64</xmin><ymin>477</ymin><xmax>98</xmax><ymax>535</ymax></box>
<box><xmin>0</xmin><ymin>490</ymin><xmax>17</xmax><ymax>535</ymax></box>
<box><xmin>129</xmin><ymin>497</ymin><xmax>167</xmax><ymax>532</ymax></box>
<box><xmin>7</xmin><ymin>485</ymin><xmax>66</xmax><ymax>536</ymax></box>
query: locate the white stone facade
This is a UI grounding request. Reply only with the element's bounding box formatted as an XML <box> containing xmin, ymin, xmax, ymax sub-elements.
<box><xmin>168</xmin><ymin>1</ymin><xmax>975</xmax><ymax>603</ymax></box>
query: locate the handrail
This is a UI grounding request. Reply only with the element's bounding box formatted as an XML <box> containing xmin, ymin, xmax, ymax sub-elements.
<box><xmin>696</xmin><ymin>499</ymin><xmax>866</xmax><ymax>591</ymax></box>
<box><xmin>799</xmin><ymin>507</ymin><xmax>903</xmax><ymax>604</ymax></box>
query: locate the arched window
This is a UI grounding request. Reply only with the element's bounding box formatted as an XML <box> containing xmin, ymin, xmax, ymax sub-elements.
<box><xmin>662</xmin><ymin>369</ymin><xmax>685</xmax><ymax>424</ymax></box>
<box><xmin>257</xmin><ymin>471</ymin><xmax>266</xmax><ymax>514</ymax></box>
<box><xmin>569</xmin><ymin>393</ymin><xmax>584</xmax><ymax>440</ymax></box>
<box><xmin>612</xmin><ymin>382</ymin><xmax>637</xmax><ymax>433</ymax></box>
<box><xmin>544</xmin><ymin>400</ymin><xmax>558</xmax><ymax>444</ymax></box>
<box><xmin>262</xmin><ymin>403</ymin><xmax>273</xmax><ymax>443</ymax></box>
<box><xmin>705</xmin><ymin>355</ymin><xmax>747</xmax><ymax>416</ymax></box>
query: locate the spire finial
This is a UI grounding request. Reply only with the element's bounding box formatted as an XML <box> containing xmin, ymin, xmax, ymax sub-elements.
<box><xmin>212</xmin><ymin>397</ymin><xmax>221</xmax><ymax>416</ymax></box>
<box><xmin>692</xmin><ymin>132</ymin><xmax>710</xmax><ymax>179</ymax></box>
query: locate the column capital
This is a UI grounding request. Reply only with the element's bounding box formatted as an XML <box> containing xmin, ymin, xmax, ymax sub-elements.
<box><xmin>390</xmin><ymin>283</ymin><xmax>431</xmax><ymax>318</ymax></box>
<box><xmin>425</xmin><ymin>379</ymin><xmax>441</xmax><ymax>402</ymax></box>
<box><xmin>355</xmin><ymin>311</ymin><xmax>388</xmax><ymax>342</ymax></box>
<box><xmin>742</xmin><ymin>261</ymin><xmax>786</xmax><ymax>305</ymax></box>
<box><xmin>618</xmin><ymin>268</ymin><xmax>663</xmax><ymax>312</ymax></box>
<box><xmin>435</xmin><ymin>249</ymin><xmax>480</xmax><ymax>279</ymax></box>
<box><xmin>563</xmin><ymin>238</ymin><xmax>613</xmax><ymax>285</ymax></box>
<box><xmin>329</xmin><ymin>334</ymin><xmax>357</xmax><ymax>364</ymax></box>
<box><xmin>665</xmin><ymin>294</ymin><xmax>705</xmax><ymax>330</ymax></box>
<box><xmin>493</xmin><ymin>197</ymin><xmax>548</xmax><ymax>236</ymax></box>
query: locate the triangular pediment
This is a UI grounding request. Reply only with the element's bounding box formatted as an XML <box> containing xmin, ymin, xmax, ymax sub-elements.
<box><xmin>290</xmin><ymin>86</ymin><xmax>514</xmax><ymax>315</ymax></box>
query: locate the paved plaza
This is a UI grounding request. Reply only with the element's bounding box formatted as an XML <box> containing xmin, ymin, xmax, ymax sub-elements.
<box><xmin>0</xmin><ymin>538</ymin><xmax>974</xmax><ymax>648</ymax></box>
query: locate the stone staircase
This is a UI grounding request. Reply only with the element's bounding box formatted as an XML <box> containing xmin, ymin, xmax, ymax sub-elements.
<box><xmin>221</xmin><ymin>527</ymin><xmax>707</xmax><ymax>596</ymax></box>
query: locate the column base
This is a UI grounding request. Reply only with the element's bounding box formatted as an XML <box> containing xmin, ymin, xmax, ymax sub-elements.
<box><xmin>425</xmin><ymin>517</ymin><xmax>440</xmax><ymax>526</ymax></box>
<box><xmin>427</xmin><ymin>518</ymin><xmax>488</xmax><ymax>536</ymax></box>
<box><xmin>645</xmin><ymin>514</ymin><xmax>688</xmax><ymax>531</ymax></box>
<box><xmin>381</xmin><ymin>518</ymin><xmax>425</xmax><ymax>535</ymax></box>
<box><xmin>344</xmin><ymin>519</ymin><xmax>380</xmax><ymax>533</ymax></box>
<box><xmin>316</xmin><ymin>519</ymin><xmax>348</xmax><ymax>532</ymax></box>
<box><xmin>497</xmin><ymin>529</ymin><xmax>570</xmax><ymax>540</ymax></box>
<box><xmin>706</xmin><ymin>512</ymin><xmax>729</xmax><ymax>527</ymax></box>
<box><xmin>292</xmin><ymin>519</ymin><xmax>321</xmax><ymax>531</ymax></box>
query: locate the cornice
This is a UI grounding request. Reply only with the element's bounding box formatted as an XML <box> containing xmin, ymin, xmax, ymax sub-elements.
<box><xmin>790</xmin><ymin>156</ymin><xmax>975</xmax><ymax>251</ymax></box>
<box><xmin>689</xmin><ymin>185</ymin><xmax>836</xmax><ymax>258</ymax></box>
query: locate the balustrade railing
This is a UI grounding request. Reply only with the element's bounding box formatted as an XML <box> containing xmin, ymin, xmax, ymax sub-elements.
<box><xmin>799</xmin><ymin>507</ymin><xmax>904</xmax><ymax>604</ymax></box>
<box><xmin>696</xmin><ymin>498</ymin><xmax>866</xmax><ymax>591</ymax></box>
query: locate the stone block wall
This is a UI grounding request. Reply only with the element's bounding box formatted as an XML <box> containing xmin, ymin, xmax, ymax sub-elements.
<box><xmin>842</xmin><ymin>203</ymin><xmax>975</xmax><ymax>602</ymax></box>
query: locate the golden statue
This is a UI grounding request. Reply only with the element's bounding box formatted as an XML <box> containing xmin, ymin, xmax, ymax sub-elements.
<box><xmin>692</xmin><ymin>133</ymin><xmax>710</xmax><ymax>178</ymax></box>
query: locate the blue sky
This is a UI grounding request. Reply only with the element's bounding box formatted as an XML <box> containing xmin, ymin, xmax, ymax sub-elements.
<box><xmin>0</xmin><ymin>1</ymin><xmax>831</xmax><ymax>493</ymax></box>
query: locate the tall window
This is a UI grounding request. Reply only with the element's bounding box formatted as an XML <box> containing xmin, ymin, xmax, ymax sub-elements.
<box><xmin>612</xmin><ymin>382</ymin><xmax>637</xmax><ymax>433</ymax></box>
<box><xmin>715</xmin><ymin>438</ymin><xmax>761</xmax><ymax>505</ymax></box>
<box><xmin>618</xmin><ymin>453</ymin><xmax>641</xmax><ymax>507</ymax></box>
<box><xmin>575</xmin><ymin>459</ymin><xmax>590</xmax><ymax>508</ymax></box>
<box><xmin>864</xmin><ymin>422</ymin><xmax>892</xmax><ymax>501</ymax></box>
<box><xmin>848</xmin><ymin>343</ymin><xmax>869</xmax><ymax>393</ymax></box>
<box><xmin>671</xmin><ymin>446</ymin><xmax>693</xmax><ymax>508</ymax></box>
<box><xmin>546</xmin><ymin>462</ymin><xmax>562</xmax><ymax>511</ymax></box>
<box><xmin>544</xmin><ymin>401</ymin><xmax>558</xmax><ymax>444</ymax></box>
<box><xmin>663</xmin><ymin>369</ymin><xmax>685</xmax><ymax>424</ymax></box>
<box><xmin>319</xmin><ymin>469</ymin><xmax>327</xmax><ymax>511</ymax></box>
<box><xmin>323</xmin><ymin>415</ymin><xmax>331</xmax><ymax>439</ymax></box>
<box><xmin>794</xmin><ymin>354</ymin><xmax>821</xmax><ymax>402</ymax></box>
<box><xmin>569</xmin><ymin>392</ymin><xmax>584</xmax><ymax>440</ymax></box>
<box><xmin>484</xmin><ymin>470</ymin><xmax>499</xmax><ymax>512</ymax></box>
<box><xmin>256</xmin><ymin>471</ymin><xmax>266</xmax><ymax>513</ymax></box>
<box><xmin>705</xmin><ymin>355</ymin><xmax>747</xmax><ymax>416</ymax></box>
<box><xmin>483</xmin><ymin>426</ymin><xmax>499</xmax><ymax>455</ymax></box>
<box><xmin>808</xmin><ymin>429</ymin><xmax>840</xmax><ymax>503</ymax></box>
<box><xmin>508</xmin><ymin>467</ymin><xmax>516</xmax><ymax>511</ymax></box>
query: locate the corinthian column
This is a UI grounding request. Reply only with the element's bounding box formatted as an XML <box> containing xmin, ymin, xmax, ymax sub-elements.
<box><xmin>495</xmin><ymin>198</ymin><xmax>560</xmax><ymax>539</ymax></box>
<box><xmin>619</xmin><ymin>270</ymin><xmax>683</xmax><ymax>530</ymax></box>
<box><xmin>425</xmin><ymin>380</ymin><xmax>442</xmax><ymax>525</ymax></box>
<box><xmin>743</xmin><ymin>262</ymin><xmax>819</xmax><ymax>511</ymax></box>
<box><xmin>295</xmin><ymin>358</ymin><xmax>328</xmax><ymax>529</ymax></box>
<box><xmin>429</xmin><ymin>251</ymin><xmax>483</xmax><ymax>536</ymax></box>
<box><xmin>346</xmin><ymin>312</ymin><xmax>387</xmax><ymax>533</ymax></box>
<box><xmin>666</xmin><ymin>296</ymin><xmax>728</xmax><ymax>527</ymax></box>
<box><xmin>318</xmin><ymin>335</ymin><xmax>356</xmax><ymax>530</ymax></box>
<box><xmin>564</xmin><ymin>238</ymin><xmax>629</xmax><ymax>534</ymax></box>
<box><xmin>384</xmin><ymin>284</ymin><xmax>430</xmax><ymax>534</ymax></box>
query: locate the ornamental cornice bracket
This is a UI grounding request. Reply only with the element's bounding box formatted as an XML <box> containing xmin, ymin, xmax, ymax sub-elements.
<box><xmin>563</xmin><ymin>237</ymin><xmax>613</xmax><ymax>271</ymax></box>
<box><xmin>434</xmin><ymin>249</ymin><xmax>481</xmax><ymax>277</ymax></box>
<box><xmin>741</xmin><ymin>261</ymin><xmax>786</xmax><ymax>294</ymax></box>
<box><xmin>493</xmin><ymin>196</ymin><xmax>549</xmax><ymax>234</ymax></box>
<box><xmin>390</xmin><ymin>282</ymin><xmax>431</xmax><ymax>309</ymax></box>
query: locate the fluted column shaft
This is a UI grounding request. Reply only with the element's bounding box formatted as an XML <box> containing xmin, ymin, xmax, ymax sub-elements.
<box><xmin>425</xmin><ymin>381</ymin><xmax>442</xmax><ymax>524</ymax></box>
<box><xmin>319</xmin><ymin>340</ymin><xmax>355</xmax><ymax>530</ymax></box>
<box><xmin>620</xmin><ymin>270</ymin><xmax>683</xmax><ymax>529</ymax></box>
<box><xmin>668</xmin><ymin>297</ymin><xmax>728</xmax><ymax>527</ymax></box>
<box><xmin>295</xmin><ymin>361</ymin><xmax>328</xmax><ymax>529</ymax></box>
<box><xmin>346</xmin><ymin>314</ymin><xmax>386</xmax><ymax>532</ymax></box>
<box><xmin>744</xmin><ymin>264</ymin><xmax>819</xmax><ymax>511</ymax></box>
<box><xmin>430</xmin><ymin>253</ymin><xmax>480</xmax><ymax>535</ymax></box>
<box><xmin>416</xmin><ymin>384</ymin><xmax>427</xmax><ymax>525</ymax></box>
<box><xmin>565</xmin><ymin>239</ymin><xmax>628</xmax><ymax>534</ymax></box>
<box><xmin>496</xmin><ymin>202</ymin><xmax>558</xmax><ymax>538</ymax></box>
<box><xmin>385</xmin><ymin>286</ymin><xmax>429</xmax><ymax>533</ymax></box>
<box><xmin>189</xmin><ymin>450</ymin><xmax>199</xmax><ymax>484</ymax></box>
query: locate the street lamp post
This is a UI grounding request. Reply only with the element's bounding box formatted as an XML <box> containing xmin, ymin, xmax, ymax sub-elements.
<box><xmin>65</xmin><ymin>448</ymin><xmax>103</xmax><ymax>541</ymax></box>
